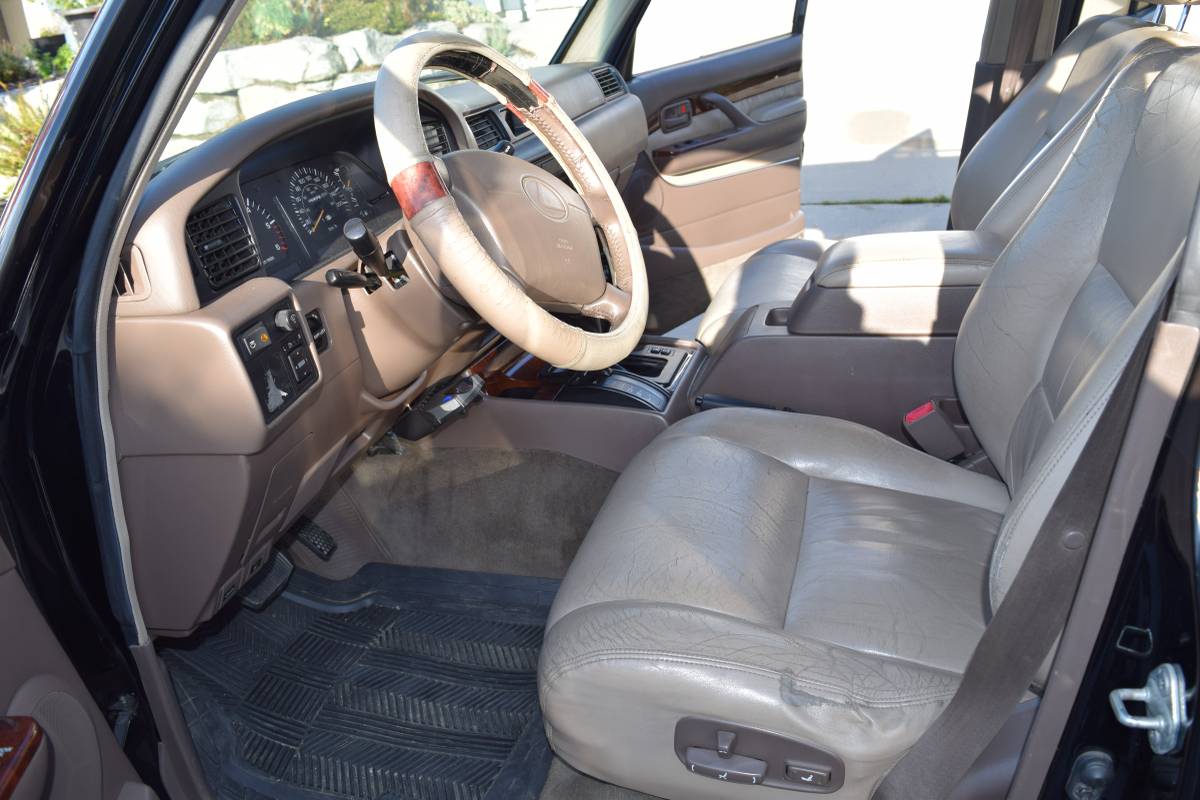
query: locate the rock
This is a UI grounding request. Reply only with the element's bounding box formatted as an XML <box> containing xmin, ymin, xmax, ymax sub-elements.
<box><xmin>196</xmin><ymin>51</ymin><xmax>248</xmax><ymax>95</ymax></box>
<box><xmin>399</xmin><ymin>20</ymin><xmax>459</xmax><ymax>39</ymax></box>
<box><xmin>222</xmin><ymin>36</ymin><xmax>347</xmax><ymax>88</ymax></box>
<box><xmin>331</xmin><ymin>28</ymin><xmax>404</xmax><ymax>70</ymax></box>
<box><xmin>330</xmin><ymin>71</ymin><xmax>376</xmax><ymax>91</ymax></box>
<box><xmin>173</xmin><ymin>93</ymin><xmax>241</xmax><ymax>137</ymax></box>
<box><xmin>236</xmin><ymin>83</ymin><xmax>322</xmax><ymax>119</ymax></box>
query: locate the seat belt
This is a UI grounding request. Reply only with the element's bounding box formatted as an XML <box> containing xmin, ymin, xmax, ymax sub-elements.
<box><xmin>872</xmin><ymin>317</ymin><xmax>1159</xmax><ymax>800</ymax></box>
<box><xmin>995</xmin><ymin>0</ymin><xmax>1046</xmax><ymax>111</ymax></box>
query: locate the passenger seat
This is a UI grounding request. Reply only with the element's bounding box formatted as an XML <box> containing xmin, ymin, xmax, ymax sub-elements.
<box><xmin>668</xmin><ymin>11</ymin><xmax>1195</xmax><ymax>346</ymax></box>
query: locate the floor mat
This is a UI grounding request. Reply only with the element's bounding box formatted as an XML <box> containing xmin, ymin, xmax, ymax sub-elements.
<box><xmin>160</xmin><ymin>563</ymin><xmax>559</xmax><ymax>800</ymax></box>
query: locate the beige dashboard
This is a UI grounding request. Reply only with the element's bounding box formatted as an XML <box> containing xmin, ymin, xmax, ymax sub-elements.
<box><xmin>111</xmin><ymin>63</ymin><xmax>646</xmax><ymax>636</ymax></box>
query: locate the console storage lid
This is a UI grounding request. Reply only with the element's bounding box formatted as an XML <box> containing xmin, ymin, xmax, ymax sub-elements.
<box><xmin>788</xmin><ymin>230</ymin><xmax>1007</xmax><ymax>336</ymax></box>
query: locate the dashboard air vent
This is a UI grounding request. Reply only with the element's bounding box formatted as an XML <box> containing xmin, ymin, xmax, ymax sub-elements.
<box><xmin>467</xmin><ymin>111</ymin><xmax>503</xmax><ymax>150</ymax></box>
<box><xmin>591</xmin><ymin>66</ymin><xmax>624</xmax><ymax>99</ymax></box>
<box><xmin>185</xmin><ymin>196</ymin><xmax>259</xmax><ymax>291</ymax></box>
<box><xmin>422</xmin><ymin>116</ymin><xmax>452</xmax><ymax>155</ymax></box>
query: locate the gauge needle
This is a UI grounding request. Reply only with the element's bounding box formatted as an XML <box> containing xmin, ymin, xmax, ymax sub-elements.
<box><xmin>309</xmin><ymin>208</ymin><xmax>326</xmax><ymax>234</ymax></box>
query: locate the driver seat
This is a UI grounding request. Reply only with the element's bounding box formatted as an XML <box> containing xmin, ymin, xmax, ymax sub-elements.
<box><xmin>539</xmin><ymin>48</ymin><xmax>1200</xmax><ymax>799</ymax></box>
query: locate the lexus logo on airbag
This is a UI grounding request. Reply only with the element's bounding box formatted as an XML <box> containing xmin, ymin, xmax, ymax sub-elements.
<box><xmin>521</xmin><ymin>175</ymin><xmax>569</xmax><ymax>221</ymax></box>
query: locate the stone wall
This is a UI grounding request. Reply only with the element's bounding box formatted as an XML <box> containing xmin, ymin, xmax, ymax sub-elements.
<box><xmin>166</xmin><ymin>20</ymin><xmax>500</xmax><ymax>158</ymax></box>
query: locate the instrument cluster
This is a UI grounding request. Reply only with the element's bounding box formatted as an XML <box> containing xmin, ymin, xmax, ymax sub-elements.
<box><xmin>240</xmin><ymin>153</ymin><xmax>399</xmax><ymax>280</ymax></box>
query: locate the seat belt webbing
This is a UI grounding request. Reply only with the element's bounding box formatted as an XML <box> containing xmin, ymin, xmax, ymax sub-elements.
<box><xmin>872</xmin><ymin>319</ymin><xmax>1157</xmax><ymax>800</ymax></box>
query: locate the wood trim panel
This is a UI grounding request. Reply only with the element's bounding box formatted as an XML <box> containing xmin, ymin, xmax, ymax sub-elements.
<box><xmin>0</xmin><ymin>717</ymin><xmax>43</xmax><ymax>800</ymax></box>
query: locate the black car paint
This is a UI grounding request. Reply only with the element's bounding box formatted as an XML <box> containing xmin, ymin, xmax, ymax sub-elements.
<box><xmin>0</xmin><ymin>0</ymin><xmax>228</xmax><ymax>787</ymax></box>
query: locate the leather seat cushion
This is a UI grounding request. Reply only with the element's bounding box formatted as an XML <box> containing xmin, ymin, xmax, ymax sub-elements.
<box><xmin>542</xmin><ymin>409</ymin><xmax>1007</xmax><ymax>798</ymax></box>
<box><xmin>665</xmin><ymin>239</ymin><xmax>827</xmax><ymax>345</ymax></box>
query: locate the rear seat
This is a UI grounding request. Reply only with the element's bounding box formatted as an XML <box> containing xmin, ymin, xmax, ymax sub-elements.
<box><xmin>668</xmin><ymin>12</ymin><xmax>1196</xmax><ymax>346</ymax></box>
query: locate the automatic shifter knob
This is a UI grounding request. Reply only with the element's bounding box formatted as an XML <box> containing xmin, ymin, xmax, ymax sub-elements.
<box><xmin>343</xmin><ymin>217</ymin><xmax>387</xmax><ymax>275</ymax></box>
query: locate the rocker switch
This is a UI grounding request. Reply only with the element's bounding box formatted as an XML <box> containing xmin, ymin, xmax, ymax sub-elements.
<box><xmin>716</xmin><ymin>730</ymin><xmax>737</xmax><ymax>757</ymax></box>
<box><xmin>786</xmin><ymin>764</ymin><xmax>831</xmax><ymax>787</ymax></box>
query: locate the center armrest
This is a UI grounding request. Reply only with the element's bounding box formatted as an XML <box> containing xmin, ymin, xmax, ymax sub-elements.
<box><xmin>788</xmin><ymin>230</ymin><xmax>1007</xmax><ymax>335</ymax></box>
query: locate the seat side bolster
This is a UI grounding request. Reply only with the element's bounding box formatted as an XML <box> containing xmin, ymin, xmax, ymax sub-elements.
<box><xmin>540</xmin><ymin>601</ymin><xmax>959</xmax><ymax>800</ymax></box>
<box><xmin>662</xmin><ymin>410</ymin><xmax>1011</xmax><ymax>514</ymax></box>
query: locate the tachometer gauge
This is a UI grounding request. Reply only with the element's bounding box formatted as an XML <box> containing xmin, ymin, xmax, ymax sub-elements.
<box><xmin>287</xmin><ymin>166</ymin><xmax>351</xmax><ymax>240</ymax></box>
<box><xmin>245</xmin><ymin>198</ymin><xmax>289</xmax><ymax>268</ymax></box>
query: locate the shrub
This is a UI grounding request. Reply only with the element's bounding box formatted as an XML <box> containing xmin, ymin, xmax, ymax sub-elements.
<box><xmin>33</xmin><ymin>44</ymin><xmax>74</xmax><ymax>79</ymax></box>
<box><xmin>322</xmin><ymin>0</ymin><xmax>409</xmax><ymax>34</ymax></box>
<box><xmin>0</xmin><ymin>93</ymin><xmax>48</xmax><ymax>178</ymax></box>
<box><xmin>0</xmin><ymin>46</ymin><xmax>37</xmax><ymax>85</ymax></box>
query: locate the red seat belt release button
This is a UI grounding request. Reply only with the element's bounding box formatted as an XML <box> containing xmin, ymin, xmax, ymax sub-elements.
<box><xmin>903</xmin><ymin>399</ymin><xmax>966</xmax><ymax>460</ymax></box>
<box><xmin>904</xmin><ymin>401</ymin><xmax>936</xmax><ymax>426</ymax></box>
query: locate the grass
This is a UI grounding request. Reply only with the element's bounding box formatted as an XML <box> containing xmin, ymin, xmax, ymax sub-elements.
<box><xmin>812</xmin><ymin>195</ymin><xmax>951</xmax><ymax>206</ymax></box>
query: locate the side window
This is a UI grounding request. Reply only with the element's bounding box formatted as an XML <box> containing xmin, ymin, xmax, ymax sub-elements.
<box><xmin>632</xmin><ymin>0</ymin><xmax>797</xmax><ymax>75</ymax></box>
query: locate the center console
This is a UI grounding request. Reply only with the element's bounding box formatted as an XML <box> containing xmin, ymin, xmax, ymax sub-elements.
<box><xmin>418</xmin><ymin>335</ymin><xmax>706</xmax><ymax>472</ymax></box>
<box><xmin>477</xmin><ymin>337</ymin><xmax>701</xmax><ymax>417</ymax></box>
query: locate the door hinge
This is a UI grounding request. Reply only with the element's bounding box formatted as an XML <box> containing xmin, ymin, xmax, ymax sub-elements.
<box><xmin>1109</xmin><ymin>663</ymin><xmax>1194</xmax><ymax>755</ymax></box>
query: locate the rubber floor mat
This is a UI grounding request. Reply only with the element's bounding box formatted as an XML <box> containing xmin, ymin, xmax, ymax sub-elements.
<box><xmin>160</xmin><ymin>563</ymin><xmax>559</xmax><ymax>800</ymax></box>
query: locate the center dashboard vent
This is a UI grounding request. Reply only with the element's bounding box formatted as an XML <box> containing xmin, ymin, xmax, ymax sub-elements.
<box><xmin>185</xmin><ymin>196</ymin><xmax>259</xmax><ymax>291</ymax></box>
<box><xmin>467</xmin><ymin>111</ymin><xmax>504</xmax><ymax>150</ymax></box>
<box><xmin>422</xmin><ymin>116</ymin><xmax>453</xmax><ymax>155</ymax></box>
<box><xmin>591</xmin><ymin>65</ymin><xmax>625</xmax><ymax>100</ymax></box>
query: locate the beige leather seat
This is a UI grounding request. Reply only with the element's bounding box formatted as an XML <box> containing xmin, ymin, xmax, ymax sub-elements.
<box><xmin>540</xmin><ymin>47</ymin><xmax>1200</xmax><ymax>799</ymax></box>
<box><xmin>668</xmin><ymin>11</ymin><xmax>1193</xmax><ymax>347</ymax></box>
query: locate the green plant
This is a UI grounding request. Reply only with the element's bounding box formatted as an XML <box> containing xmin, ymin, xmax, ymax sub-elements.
<box><xmin>0</xmin><ymin>92</ymin><xmax>48</xmax><ymax>178</ymax></box>
<box><xmin>322</xmin><ymin>0</ymin><xmax>409</xmax><ymax>34</ymax></box>
<box><xmin>32</xmin><ymin>44</ymin><xmax>74</xmax><ymax>79</ymax></box>
<box><xmin>0</xmin><ymin>46</ymin><xmax>37</xmax><ymax>85</ymax></box>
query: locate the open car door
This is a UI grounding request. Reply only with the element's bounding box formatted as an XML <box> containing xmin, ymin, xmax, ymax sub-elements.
<box><xmin>618</xmin><ymin>0</ymin><xmax>808</xmax><ymax>331</ymax></box>
<box><xmin>0</xmin><ymin>535</ymin><xmax>150</xmax><ymax>800</ymax></box>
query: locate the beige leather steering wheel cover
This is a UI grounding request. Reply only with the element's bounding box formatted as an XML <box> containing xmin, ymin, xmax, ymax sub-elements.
<box><xmin>374</xmin><ymin>32</ymin><xmax>648</xmax><ymax>371</ymax></box>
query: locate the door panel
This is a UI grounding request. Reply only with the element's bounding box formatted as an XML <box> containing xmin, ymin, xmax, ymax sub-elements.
<box><xmin>0</xmin><ymin>539</ymin><xmax>151</xmax><ymax>800</ymax></box>
<box><xmin>626</xmin><ymin>34</ymin><xmax>807</xmax><ymax>332</ymax></box>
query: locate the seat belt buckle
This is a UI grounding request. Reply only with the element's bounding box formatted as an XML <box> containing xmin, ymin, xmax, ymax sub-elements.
<box><xmin>903</xmin><ymin>398</ymin><xmax>967</xmax><ymax>460</ymax></box>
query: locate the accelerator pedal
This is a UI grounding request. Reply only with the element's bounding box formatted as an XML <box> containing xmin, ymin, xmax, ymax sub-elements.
<box><xmin>239</xmin><ymin>550</ymin><xmax>293</xmax><ymax>610</ymax></box>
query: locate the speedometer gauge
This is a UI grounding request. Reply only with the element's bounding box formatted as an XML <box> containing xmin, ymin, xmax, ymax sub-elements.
<box><xmin>245</xmin><ymin>198</ymin><xmax>289</xmax><ymax>267</ymax></box>
<box><xmin>287</xmin><ymin>167</ymin><xmax>353</xmax><ymax>240</ymax></box>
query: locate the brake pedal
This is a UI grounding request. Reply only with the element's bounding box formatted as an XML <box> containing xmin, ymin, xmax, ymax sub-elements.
<box><xmin>294</xmin><ymin>518</ymin><xmax>338</xmax><ymax>561</ymax></box>
<box><xmin>240</xmin><ymin>550</ymin><xmax>293</xmax><ymax>610</ymax></box>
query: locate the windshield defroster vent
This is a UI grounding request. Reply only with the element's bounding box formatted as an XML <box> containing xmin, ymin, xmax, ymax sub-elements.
<box><xmin>185</xmin><ymin>196</ymin><xmax>259</xmax><ymax>291</ymax></box>
<box><xmin>591</xmin><ymin>66</ymin><xmax>625</xmax><ymax>99</ymax></box>
<box><xmin>467</xmin><ymin>111</ymin><xmax>503</xmax><ymax>150</ymax></box>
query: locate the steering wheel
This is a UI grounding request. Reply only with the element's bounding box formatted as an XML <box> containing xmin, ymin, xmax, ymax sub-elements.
<box><xmin>373</xmin><ymin>33</ymin><xmax>648</xmax><ymax>371</ymax></box>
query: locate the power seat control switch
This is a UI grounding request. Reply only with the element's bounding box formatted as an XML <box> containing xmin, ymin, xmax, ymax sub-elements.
<box><xmin>685</xmin><ymin>746</ymin><xmax>766</xmax><ymax>785</ymax></box>
<box><xmin>786</xmin><ymin>763</ymin><xmax>832</xmax><ymax>787</ymax></box>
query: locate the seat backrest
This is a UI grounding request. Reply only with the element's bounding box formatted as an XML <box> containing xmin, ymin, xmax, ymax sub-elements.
<box><xmin>953</xmin><ymin>47</ymin><xmax>1200</xmax><ymax>612</ymax></box>
<box><xmin>952</xmin><ymin>14</ymin><xmax>1191</xmax><ymax>235</ymax></box>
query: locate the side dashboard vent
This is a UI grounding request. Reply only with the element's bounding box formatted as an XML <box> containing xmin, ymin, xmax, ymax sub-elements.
<box><xmin>591</xmin><ymin>66</ymin><xmax>625</xmax><ymax>99</ymax></box>
<box><xmin>115</xmin><ymin>247</ymin><xmax>150</xmax><ymax>300</ymax></box>
<box><xmin>185</xmin><ymin>196</ymin><xmax>259</xmax><ymax>291</ymax></box>
<box><xmin>422</xmin><ymin>116</ymin><xmax>453</xmax><ymax>155</ymax></box>
<box><xmin>467</xmin><ymin>111</ymin><xmax>503</xmax><ymax>150</ymax></box>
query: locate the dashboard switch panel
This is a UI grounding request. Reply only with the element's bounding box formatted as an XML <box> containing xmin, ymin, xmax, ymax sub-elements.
<box><xmin>235</xmin><ymin>300</ymin><xmax>317</xmax><ymax>423</ymax></box>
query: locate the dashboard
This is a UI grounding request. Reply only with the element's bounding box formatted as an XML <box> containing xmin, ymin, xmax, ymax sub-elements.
<box><xmin>113</xmin><ymin>61</ymin><xmax>649</xmax><ymax>637</ymax></box>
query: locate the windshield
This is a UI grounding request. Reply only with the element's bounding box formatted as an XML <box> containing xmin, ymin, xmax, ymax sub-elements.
<box><xmin>164</xmin><ymin>0</ymin><xmax>588</xmax><ymax>160</ymax></box>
